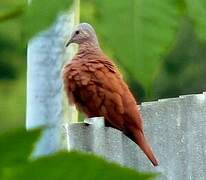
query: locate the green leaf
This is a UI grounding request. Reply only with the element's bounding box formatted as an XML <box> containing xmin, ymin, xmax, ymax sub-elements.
<box><xmin>185</xmin><ymin>0</ymin><xmax>206</xmax><ymax>41</ymax></box>
<box><xmin>23</xmin><ymin>0</ymin><xmax>73</xmax><ymax>40</ymax></box>
<box><xmin>0</xmin><ymin>128</ymin><xmax>41</xmax><ymax>166</ymax></box>
<box><xmin>0</xmin><ymin>128</ymin><xmax>155</xmax><ymax>180</ymax></box>
<box><xmin>94</xmin><ymin>0</ymin><xmax>181</xmax><ymax>91</ymax></box>
<box><xmin>15</xmin><ymin>152</ymin><xmax>155</xmax><ymax>180</ymax></box>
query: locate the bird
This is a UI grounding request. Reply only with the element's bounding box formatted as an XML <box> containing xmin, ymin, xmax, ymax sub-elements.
<box><xmin>63</xmin><ymin>23</ymin><xmax>158</xmax><ymax>166</ymax></box>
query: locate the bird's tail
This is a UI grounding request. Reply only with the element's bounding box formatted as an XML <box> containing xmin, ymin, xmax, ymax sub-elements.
<box><xmin>134</xmin><ymin>130</ymin><xmax>158</xmax><ymax>166</ymax></box>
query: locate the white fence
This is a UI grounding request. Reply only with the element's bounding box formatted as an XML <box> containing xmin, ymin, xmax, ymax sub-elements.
<box><xmin>65</xmin><ymin>92</ymin><xmax>206</xmax><ymax>180</ymax></box>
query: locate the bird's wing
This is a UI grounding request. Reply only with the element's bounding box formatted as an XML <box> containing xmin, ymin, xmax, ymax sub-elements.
<box><xmin>63</xmin><ymin>58</ymin><xmax>128</xmax><ymax>130</ymax></box>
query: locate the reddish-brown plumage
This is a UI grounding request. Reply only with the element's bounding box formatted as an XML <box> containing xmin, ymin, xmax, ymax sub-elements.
<box><xmin>63</xmin><ymin>23</ymin><xmax>158</xmax><ymax>166</ymax></box>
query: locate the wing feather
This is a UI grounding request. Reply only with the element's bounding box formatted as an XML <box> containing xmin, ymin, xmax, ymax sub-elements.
<box><xmin>63</xmin><ymin>58</ymin><xmax>125</xmax><ymax>128</ymax></box>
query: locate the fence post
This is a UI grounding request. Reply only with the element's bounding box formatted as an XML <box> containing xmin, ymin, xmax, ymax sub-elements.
<box><xmin>26</xmin><ymin>1</ymin><xmax>79</xmax><ymax>156</ymax></box>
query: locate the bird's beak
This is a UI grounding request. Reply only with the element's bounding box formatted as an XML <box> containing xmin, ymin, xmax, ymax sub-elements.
<box><xmin>65</xmin><ymin>39</ymin><xmax>73</xmax><ymax>47</ymax></box>
<box><xmin>66</xmin><ymin>31</ymin><xmax>76</xmax><ymax>47</ymax></box>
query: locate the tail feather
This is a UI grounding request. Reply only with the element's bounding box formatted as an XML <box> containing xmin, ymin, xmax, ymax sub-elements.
<box><xmin>134</xmin><ymin>130</ymin><xmax>158</xmax><ymax>166</ymax></box>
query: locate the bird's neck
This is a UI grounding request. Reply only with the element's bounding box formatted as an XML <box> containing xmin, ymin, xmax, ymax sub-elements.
<box><xmin>78</xmin><ymin>41</ymin><xmax>101</xmax><ymax>54</ymax></box>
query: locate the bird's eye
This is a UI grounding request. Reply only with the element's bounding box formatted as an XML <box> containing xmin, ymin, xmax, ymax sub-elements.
<box><xmin>75</xmin><ymin>30</ymin><xmax>80</xmax><ymax>35</ymax></box>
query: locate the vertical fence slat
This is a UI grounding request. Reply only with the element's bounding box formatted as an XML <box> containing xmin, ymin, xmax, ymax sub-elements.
<box><xmin>26</xmin><ymin>2</ymin><xmax>79</xmax><ymax>156</ymax></box>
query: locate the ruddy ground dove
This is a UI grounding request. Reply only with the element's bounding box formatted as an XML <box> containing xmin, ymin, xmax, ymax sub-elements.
<box><xmin>63</xmin><ymin>23</ymin><xmax>158</xmax><ymax>166</ymax></box>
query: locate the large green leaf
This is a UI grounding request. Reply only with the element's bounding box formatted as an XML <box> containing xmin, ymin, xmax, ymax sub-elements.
<box><xmin>23</xmin><ymin>0</ymin><xmax>73</xmax><ymax>40</ymax></box>
<box><xmin>94</xmin><ymin>0</ymin><xmax>181</xmax><ymax>91</ymax></box>
<box><xmin>14</xmin><ymin>152</ymin><xmax>155</xmax><ymax>180</ymax></box>
<box><xmin>0</xmin><ymin>128</ymin><xmax>155</xmax><ymax>180</ymax></box>
<box><xmin>0</xmin><ymin>128</ymin><xmax>41</xmax><ymax>166</ymax></box>
<box><xmin>185</xmin><ymin>0</ymin><xmax>206</xmax><ymax>41</ymax></box>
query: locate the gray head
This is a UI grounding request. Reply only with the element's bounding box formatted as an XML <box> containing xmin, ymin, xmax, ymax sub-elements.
<box><xmin>66</xmin><ymin>23</ymin><xmax>99</xmax><ymax>47</ymax></box>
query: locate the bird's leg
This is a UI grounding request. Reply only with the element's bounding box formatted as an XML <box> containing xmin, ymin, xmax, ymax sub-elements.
<box><xmin>84</xmin><ymin>117</ymin><xmax>105</xmax><ymax>128</ymax></box>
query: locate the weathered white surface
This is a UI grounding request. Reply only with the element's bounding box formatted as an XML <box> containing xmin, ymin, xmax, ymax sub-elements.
<box><xmin>26</xmin><ymin>11</ymin><xmax>78</xmax><ymax>156</ymax></box>
<box><xmin>66</xmin><ymin>92</ymin><xmax>206</xmax><ymax>180</ymax></box>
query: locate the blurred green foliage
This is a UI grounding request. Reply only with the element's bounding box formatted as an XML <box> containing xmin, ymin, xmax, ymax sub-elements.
<box><xmin>81</xmin><ymin>0</ymin><xmax>206</xmax><ymax>99</ymax></box>
<box><xmin>0</xmin><ymin>128</ymin><xmax>155</xmax><ymax>180</ymax></box>
<box><xmin>0</xmin><ymin>11</ymin><xmax>26</xmax><ymax>134</ymax></box>
<box><xmin>0</xmin><ymin>0</ymin><xmax>26</xmax><ymax>22</ymax></box>
<box><xmin>94</xmin><ymin>0</ymin><xmax>182</xmax><ymax>93</ymax></box>
<box><xmin>185</xmin><ymin>0</ymin><xmax>206</xmax><ymax>41</ymax></box>
<box><xmin>23</xmin><ymin>0</ymin><xmax>72</xmax><ymax>40</ymax></box>
<box><xmin>0</xmin><ymin>0</ymin><xmax>206</xmax><ymax>134</ymax></box>
<box><xmin>154</xmin><ymin>19</ymin><xmax>206</xmax><ymax>99</ymax></box>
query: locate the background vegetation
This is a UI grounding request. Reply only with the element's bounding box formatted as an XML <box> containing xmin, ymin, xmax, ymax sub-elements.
<box><xmin>0</xmin><ymin>0</ymin><xmax>206</xmax><ymax>148</ymax></box>
<box><xmin>0</xmin><ymin>0</ymin><xmax>205</xmax><ymax>179</ymax></box>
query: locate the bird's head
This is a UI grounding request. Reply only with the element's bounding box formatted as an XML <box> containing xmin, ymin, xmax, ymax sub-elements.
<box><xmin>66</xmin><ymin>23</ymin><xmax>99</xmax><ymax>47</ymax></box>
